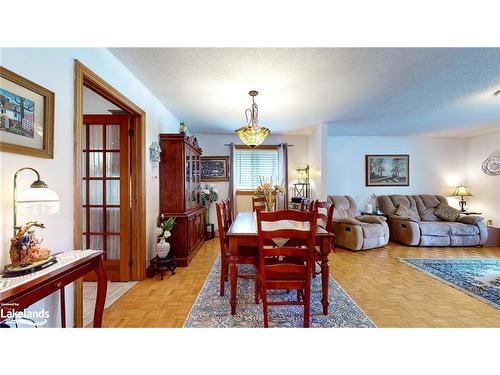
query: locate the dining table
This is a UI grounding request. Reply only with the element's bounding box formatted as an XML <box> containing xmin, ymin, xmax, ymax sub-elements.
<box><xmin>226</xmin><ymin>211</ymin><xmax>334</xmax><ymax>315</ymax></box>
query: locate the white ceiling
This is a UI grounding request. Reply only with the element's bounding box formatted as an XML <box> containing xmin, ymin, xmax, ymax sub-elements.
<box><xmin>109</xmin><ymin>48</ymin><xmax>500</xmax><ymax>137</ymax></box>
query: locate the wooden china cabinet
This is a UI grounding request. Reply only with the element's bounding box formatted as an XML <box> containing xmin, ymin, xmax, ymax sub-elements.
<box><xmin>159</xmin><ymin>134</ymin><xmax>205</xmax><ymax>267</ymax></box>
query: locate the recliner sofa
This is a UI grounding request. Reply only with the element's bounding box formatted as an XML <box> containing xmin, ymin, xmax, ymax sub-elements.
<box><xmin>327</xmin><ymin>195</ymin><xmax>389</xmax><ymax>251</ymax></box>
<box><xmin>378</xmin><ymin>194</ymin><xmax>488</xmax><ymax>247</ymax></box>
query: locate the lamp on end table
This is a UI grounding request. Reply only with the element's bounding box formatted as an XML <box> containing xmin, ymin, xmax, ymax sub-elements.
<box><xmin>452</xmin><ymin>185</ymin><xmax>473</xmax><ymax>213</ymax></box>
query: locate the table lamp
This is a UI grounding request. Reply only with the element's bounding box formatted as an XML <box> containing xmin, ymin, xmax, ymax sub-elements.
<box><xmin>452</xmin><ymin>185</ymin><xmax>473</xmax><ymax>213</ymax></box>
<box><xmin>14</xmin><ymin>167</ymin><xmax>60</xmax><ymax>235</ymax></box>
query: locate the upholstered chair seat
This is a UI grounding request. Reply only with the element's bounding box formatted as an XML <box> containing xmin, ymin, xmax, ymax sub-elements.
<box><xmin>327</xmin><ymin>195</ymin><xmax>389</xmax><ymax>251</ymax></box>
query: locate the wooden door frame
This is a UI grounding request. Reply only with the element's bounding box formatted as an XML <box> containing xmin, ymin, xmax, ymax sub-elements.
<box><xmin>73</xmin><ymin>60</ymin><xmax>146</xmax><ymax>327</ymax></box>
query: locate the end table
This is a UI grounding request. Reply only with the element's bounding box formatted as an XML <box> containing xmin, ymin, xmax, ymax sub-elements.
<box><xmin>485</xmin><ymin>226</ymin><xmax>500</xmax><ymax>246</ymax></box>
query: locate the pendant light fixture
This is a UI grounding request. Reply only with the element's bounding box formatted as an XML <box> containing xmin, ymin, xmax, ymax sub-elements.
<box><xmin>235</xmin><ymin>90</ymin><xmax>270</xmax><ymax>148</ymax></box>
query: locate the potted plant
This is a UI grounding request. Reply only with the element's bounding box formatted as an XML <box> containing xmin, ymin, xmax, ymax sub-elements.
<box><xmin>254</xmin><ymin>176</ymin><xmax>285</xmax><ymax>211</ymax></box>
<box><xmin>200</xmin><ymin>184</ymin><xmax>219</xmax><ymax>224</ymax></box>
<box><xmin>154</xmin><ymin>217</ymin><xmax>176</xmax><ymax>258</ymax></box>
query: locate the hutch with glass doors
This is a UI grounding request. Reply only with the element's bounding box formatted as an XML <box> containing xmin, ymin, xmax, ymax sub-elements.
<box><xmin>159</xmin><ymin>134</ymin><xmax>204</xmax><ymax>266</ymax></box>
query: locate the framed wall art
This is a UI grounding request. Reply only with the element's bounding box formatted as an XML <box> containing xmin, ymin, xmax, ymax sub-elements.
<box><xmin>201</xmin><ymin>156</ymin><xmax>230</xmax><ymax>182</ymax></box>
<box><xmin>0</xmin><ymin>66</ymin><xmax>54</xmax><ymax>158</ymax></box>
<box><xmin>365</xmin><ymin>154</ymin><xmax>409</xmax><ymax>186</ymax></box>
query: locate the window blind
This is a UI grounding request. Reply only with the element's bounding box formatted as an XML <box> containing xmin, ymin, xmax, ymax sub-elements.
<box><xmin>234</xmin><ymin>149</ymin><xmax>279</xmax><ymax>189</ymax></box>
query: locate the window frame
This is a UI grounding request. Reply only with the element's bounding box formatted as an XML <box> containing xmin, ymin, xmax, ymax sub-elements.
<box><xmin>234</xmin><ymin>144</ymin><xmax>280</xmax><ymax>193</ymax></box>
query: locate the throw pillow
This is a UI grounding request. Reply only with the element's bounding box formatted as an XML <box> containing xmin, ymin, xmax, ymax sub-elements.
<box><xmin>395</xmin><ymin>204</ymin><xmax>420</xmax><ymax>222</ymax></box>
<box><xmin>434</xmin><ymin>203</ymin><xmax>461</xmax><ymax>222</ymax></box>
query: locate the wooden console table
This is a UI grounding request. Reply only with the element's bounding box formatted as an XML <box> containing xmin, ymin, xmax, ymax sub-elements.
<box><xmin>0</xmin><ymin>250</ymin><xmax>107</xmax><ymax>328</ymax></box>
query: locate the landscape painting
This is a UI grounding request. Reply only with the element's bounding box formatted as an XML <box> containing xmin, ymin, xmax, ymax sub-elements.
<box><xmin>201</xmin><ymin>156</ymin><xmax>230</xmax><ymax>182</ymax></box>
<box><xmin>0</xmin><ymin>87</ymin><xmax>35</xmax><ymax>138</ymax></box>
<box><xmin>365</xmin><ymin>154</ymin><xmax>409</xmax><ymax>186</ymax></box>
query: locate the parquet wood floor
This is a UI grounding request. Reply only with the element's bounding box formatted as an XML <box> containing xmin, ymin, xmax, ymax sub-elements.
<box><xmin>95</xmin><ymin>240</ymin><xmax>500</xmax><ymax>328</ymax></box>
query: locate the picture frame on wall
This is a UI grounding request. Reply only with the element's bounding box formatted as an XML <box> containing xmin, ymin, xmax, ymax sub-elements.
<box><xmin>201</xmin><ymin>156</ymin><xmax>230</xmax><ymax>182</ymax></box>
<box><xmin>365</xmin><ymin>154</ymin><xmax>409</xmax><ymax>186</ymax></box>
<box><xmin>0</xmin><ymin>66</ymin><xmax>55</xmax><ymax>158</ymax></box>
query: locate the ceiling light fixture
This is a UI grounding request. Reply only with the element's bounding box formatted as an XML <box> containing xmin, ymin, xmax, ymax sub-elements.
<box><xmin>235</xmin><ymin>90</ymin><xmax>270</xmax><ymax>148</ymax></box>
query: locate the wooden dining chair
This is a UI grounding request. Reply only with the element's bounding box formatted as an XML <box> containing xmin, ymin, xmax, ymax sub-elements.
<box><xmin>255</xmin><ymin>209</ymin><xmax>318</xmax><ymax>328</ymax></box>
<box><xmin>300</xmin><ymin>198</ymin><xmax>314</xmax><ymax>212</ymax></box>
<box><xmin>313</xmin><ymin>200</ymin><xmax>334</xmax><ymax>233</ymax></box>
<box><xmin>312</xmin><ymin>200</ymin><xmax>336</xmax><ymax>269</ymax></box>
<box><xmin>216</xmin><ymin>202</ymin><xmax>259</xmax><ymax>301</ymax></box>
<box><xmin>252</xmin><ymin>196</ymin><xmax>267</xmax><ymax>212</ymax></box>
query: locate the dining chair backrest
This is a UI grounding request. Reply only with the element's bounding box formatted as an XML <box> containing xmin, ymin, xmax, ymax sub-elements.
<box><xmin>222</xmin><ymin>198</ymin><xmax>233</xmax><ymax>228</ymax></box>
<box><xmin>256</xmin><ymin>209</ymin><xmax>318</xmax><ymax>327</ymax></box>
<box><xmin>256</xmin><ymin>209</ymin><xmax>318</xmax><ymax>280</ymax></box>
<box><xmin>252</xmin><ymin>196</ymin><xmax>267</xmax><ymax>212</ymax></box>
<box><xmin>216</xmin><ymin>202</ymin><xmax>228</xmax><ymax>252</ymax></box>
<box><xmin>300</xmin><ymin>198</ymin><xmax>315</xmax><ymax>212</ymax></box>
<box><xmin>313</xmin><ymin>200</ymin><xmax>334</xmax><ymax>231</ymax></box>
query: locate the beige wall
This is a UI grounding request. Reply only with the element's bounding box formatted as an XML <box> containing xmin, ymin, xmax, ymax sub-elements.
<box><xmin>326</xmin><ymin>136</ymin><xmax>468</xmax><ymax>210</ymax></box>
<box><xmin>465</xmin><ymin>130</ymin><xmax>500</xmax><ymax>226</ymax></box>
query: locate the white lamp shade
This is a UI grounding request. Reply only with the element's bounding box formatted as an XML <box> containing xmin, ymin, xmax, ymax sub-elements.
<box><xmin>17</xmin><ymin>187</ymin><xmax>60</xmax><ymax>215</ymax></box>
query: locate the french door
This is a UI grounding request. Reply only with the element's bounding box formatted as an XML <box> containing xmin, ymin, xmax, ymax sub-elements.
<box><xmin>82</xmin><ymin>115</ymin><xmax>131</xmax><ymax>281</ymax></box>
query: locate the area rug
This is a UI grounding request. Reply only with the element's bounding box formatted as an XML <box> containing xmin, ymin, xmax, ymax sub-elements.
<box><xmin>183</xmin><ymin>257</ymin><xmax>375</xmax><ymax>328</ymax></box>
<box><xmin>400</xmin><ymin>258</ymin><xmax>500</xmax><ymax>309</ymax></box>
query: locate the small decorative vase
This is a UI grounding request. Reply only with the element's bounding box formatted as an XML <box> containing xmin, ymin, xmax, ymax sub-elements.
<box><xmin>156</xmin><ymin>237</ymin><xmax>170</xmax><ymax>258</ymax></box>
<box><xmin>265</xmin><ymin>199</ymin><xmax>275</xmax><ymax>212</ymax></box>
<box><xmin>204</xmin><ymin>206</ymin><xmax>210</xmax><ymax>225</ymax></box>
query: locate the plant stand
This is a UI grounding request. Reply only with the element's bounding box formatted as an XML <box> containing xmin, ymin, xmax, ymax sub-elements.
<box><xmin>146</xmin><ymin>254</ymin><xmax>176</xmax><ymax>280</ymax></box>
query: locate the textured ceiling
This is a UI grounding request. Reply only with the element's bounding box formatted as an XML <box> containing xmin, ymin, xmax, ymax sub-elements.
<box><xmin>109</xmin><ymin>48</ymin><xmax>500</xmax><ymax>136</ymax></box>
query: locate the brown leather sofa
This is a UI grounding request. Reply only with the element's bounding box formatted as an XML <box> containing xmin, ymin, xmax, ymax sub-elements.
<box><xmin>327</xmin><ymin>195</ymin><xmax>389</xmax><ymax>251</ymax></box>
<box><xmin>378</xmin><ymin>194</ymin><xmax>488</xmax><ymax>247</ymax></box>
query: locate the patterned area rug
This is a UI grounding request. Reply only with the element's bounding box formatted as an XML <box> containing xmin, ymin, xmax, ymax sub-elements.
<box><xmin>184</xmin><ymin>257</ymin><xmax>375</xmax><ymax>328</ymax></box>
<box><xmin>400</xmin><ymin>258</ymin><xmax>500</xmax><ymax>309</ymax></box>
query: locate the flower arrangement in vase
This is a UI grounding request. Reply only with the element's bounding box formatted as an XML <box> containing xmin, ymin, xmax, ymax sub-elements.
<box><xmin>254</xmin><ymin>176</ymin><xmax>285</xmax><ymax>211</ymax></box>
<box><xmin>154</xmin><ymin>216</ymin><xmax>176</xmax><ymax>258</ymax></box>
<box><xmin>200</xmin><ymin>183</ymin><xmax>219</xmax><ymax>224</ymax></box>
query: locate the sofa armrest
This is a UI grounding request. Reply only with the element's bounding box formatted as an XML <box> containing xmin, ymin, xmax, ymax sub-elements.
<box><xmin>476</xmin><ymin>220</ymin><xmax>488</xmax><ymax>244</ymax></box>
<box><xmin>456</xmin><ymin>215</ymin><xmax>484</xmax><ymax>225</ymax></box>
<box><xmin>334</xmin><ymin>218</ymin><xmax>360</xmax><ymax>225</ymax></box>
<box><xmin>388</xmin><ymin>215</ymin><xmax>419</xmax><ymax>223</ymax></box>
<box><xmin>356</xmin><ymin>215</ymin><xmax>387</xmax><ymax>224</ymax></box>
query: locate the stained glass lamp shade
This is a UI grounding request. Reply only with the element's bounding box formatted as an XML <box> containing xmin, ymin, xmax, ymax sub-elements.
<box><xmin>235</xmin><ymin>90</ymin><xmax>270</xmax><ymax>148</ymax></box>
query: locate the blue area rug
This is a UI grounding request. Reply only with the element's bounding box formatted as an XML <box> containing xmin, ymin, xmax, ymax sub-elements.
<box><xmin>183</xmin><ymin>257</ymin><xmax>375</xmax><ymax>328</ymax></box>
<box><xmin>400</xmin><ymin>258</ymin><xmax>500</xmax><ymax>309</ymax></box>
